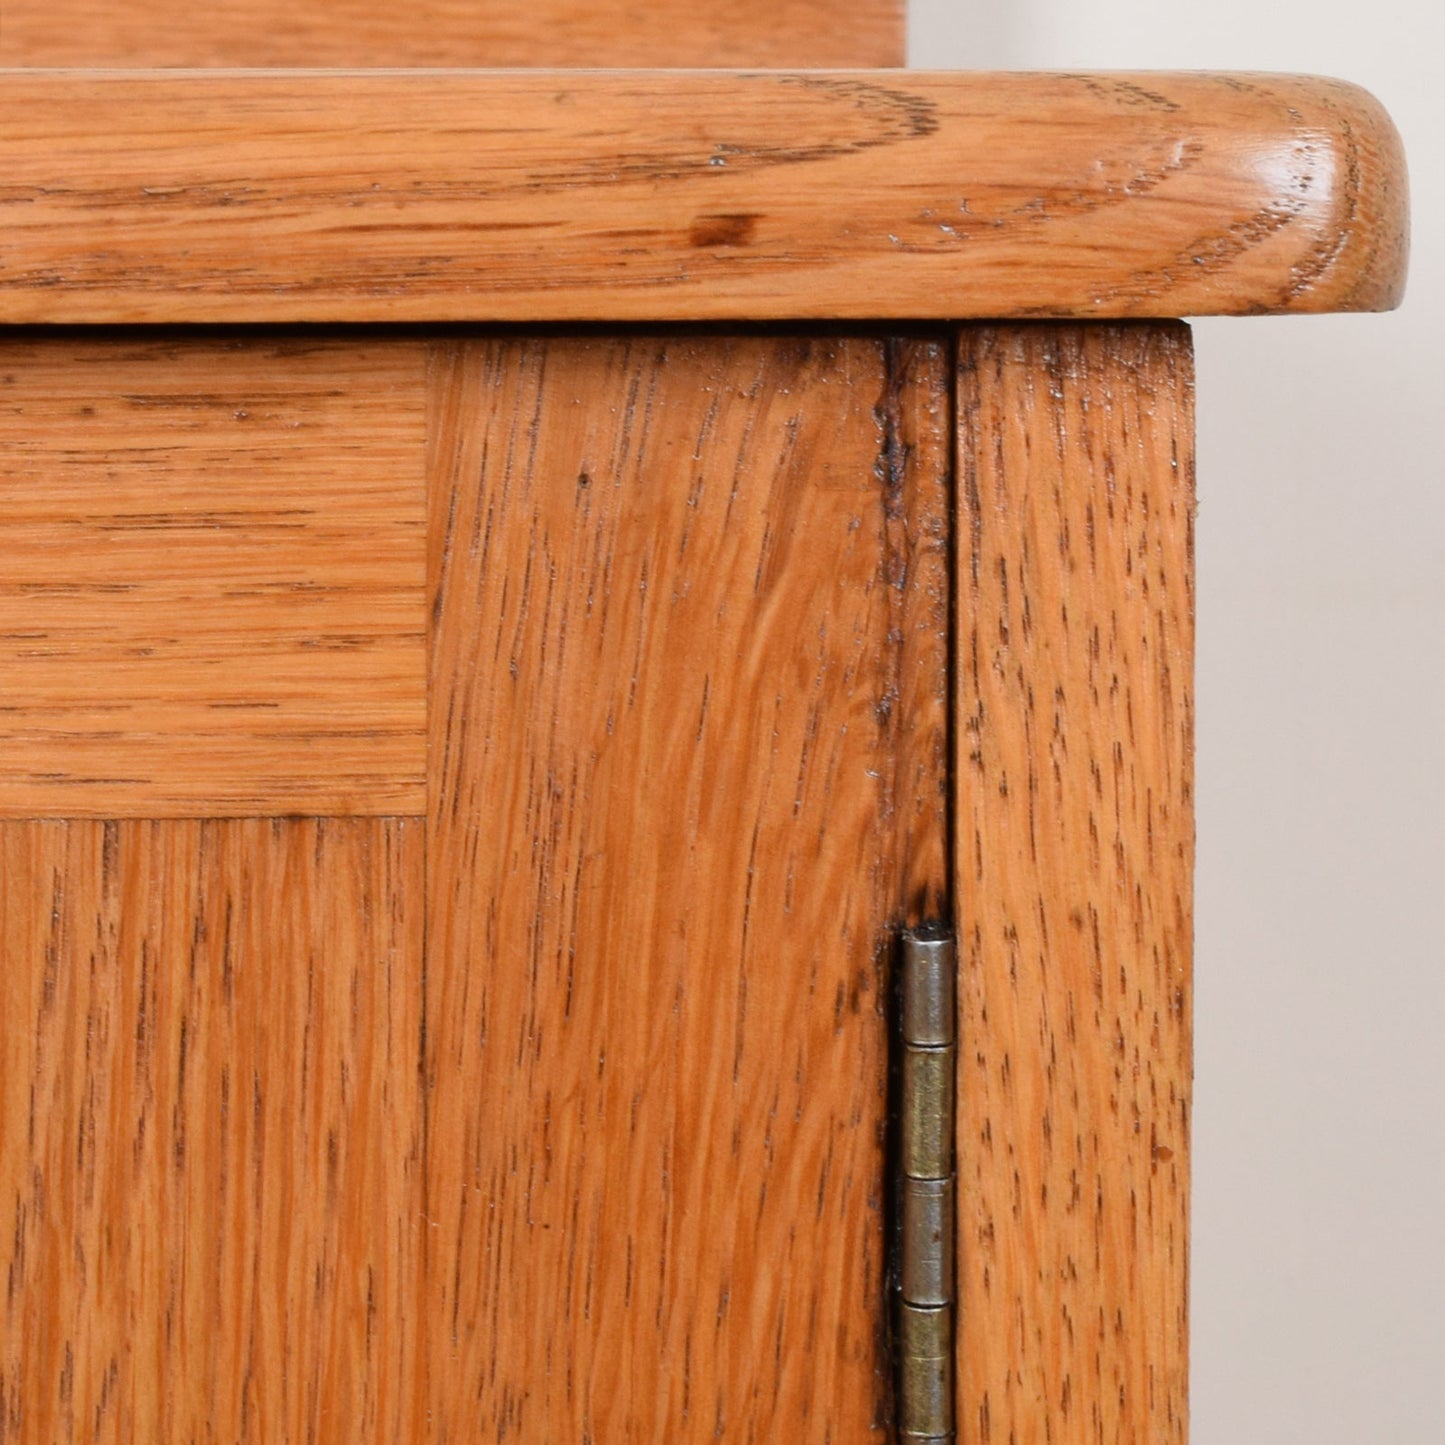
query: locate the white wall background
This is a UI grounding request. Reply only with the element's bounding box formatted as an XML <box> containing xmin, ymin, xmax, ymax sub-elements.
<box><xmin>908</xmin><ymin>6</ymin><xmax>1444</xmax><ymax>1441</ymax></box>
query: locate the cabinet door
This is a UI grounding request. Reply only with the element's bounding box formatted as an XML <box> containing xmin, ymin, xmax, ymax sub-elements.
<box><xmin>0</xmin><ymin>331</ymin><xmax>949</xmax><ymax>1442</ymax></box>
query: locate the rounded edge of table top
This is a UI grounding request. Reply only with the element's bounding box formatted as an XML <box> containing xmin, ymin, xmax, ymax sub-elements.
<box><xmin>0</xmin><ymin>68</ymin><xmax>1409</xmax><ymax>322</ymax></box>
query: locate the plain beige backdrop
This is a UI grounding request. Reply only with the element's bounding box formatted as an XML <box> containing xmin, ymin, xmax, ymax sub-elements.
<box><xmin>910</xmin><ymin>3</ymin><xmax>1444</xmax><ymax>1440</ymax></box>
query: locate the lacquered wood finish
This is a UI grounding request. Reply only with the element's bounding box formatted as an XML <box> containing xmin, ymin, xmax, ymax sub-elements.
<box><xmin>0</xmin><ymin>0</ymin><xmax>901</xmax><ymax>67</ymax></box>
<box><xmin>0</xmin><ymin>71</ymin><xmax>1407</xmax><ymax>324</ymax></box>
<box><xmin>0</xmin><ymin>339</ymin><xmax>428</xmax><ymax>817</ymax></box>
<box><xmin>423</xmin><ymin>335</ymin><xmax>949</xmax><ymax>1439</ymax></box>
<box><xmin>954</xmin><ymin>324</ymin><xmax>1195</xmax><ymax>1443</ymax></box>
<box><xmin>0</xmin><ymin>818</ymin><xmax>426</xmax><ymax>1444</ymax></box>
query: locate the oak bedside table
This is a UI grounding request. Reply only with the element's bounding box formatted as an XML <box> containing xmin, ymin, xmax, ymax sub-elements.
<box><xmin>0</xmin><ymin>2</ymin><xmax>1407</xmax><ymax>1441</ymax></box>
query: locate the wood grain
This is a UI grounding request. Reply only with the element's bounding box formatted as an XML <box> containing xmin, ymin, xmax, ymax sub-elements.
<box><xmin>954</xmin><ymin>325</ymin><xmax>1195</xmax><ymax>1442</ymax></box>
<box><xmin>0</xmin><ymin>0</ymin><xmax>901</xmax><ymax>68</ymax></box>
<box><xmin>0</xmin><ymin>817</ymin><xmax>426</xmax><ymax>1445</ymax></box>
<box><xmin>0</xmin><ymin>338</ymin><xmax>428</xmax><ymax>817</ymax></box>
<box><xmin>423</xmin><ymin>334</ymin><xmax>949</xmax><ymax>1440</ymax></box>
<box><xmin>0</xmin><ymin>70</ymin><xmax>1407</xmax><ymax>325</ymax></box>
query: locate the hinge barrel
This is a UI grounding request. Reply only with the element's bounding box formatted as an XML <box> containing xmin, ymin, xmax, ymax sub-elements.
<box><xmin>898</xmin><ymin>927</ymin><xmax>957</xmax><ymax>1441</ymax></box>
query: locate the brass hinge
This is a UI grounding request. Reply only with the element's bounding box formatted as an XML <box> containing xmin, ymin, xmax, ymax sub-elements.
<box><xmin>897</xmin><ymin>926</ymin><xmax>956</xmax><ymax>1442</ymax></box>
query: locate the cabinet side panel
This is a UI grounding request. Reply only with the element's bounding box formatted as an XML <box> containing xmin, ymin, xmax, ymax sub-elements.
<box><xmin>0</xmin><ymin>817</ymin><xmax>427</xmax><ymax>1444</ymax></box>
<box><xmin>424</xmin><ymin>335</ymin><xmax>948</xmax><ymax>1441</ymax></box>
<box><xmin>0</xmin><ymin>0</ymin><xmax>901</xmax><ymax>66</ymax></box>
<box><xmin>954</xmin><ymin>324</ymin><xmax>1194</xmax><ymax>1443</ymax></box>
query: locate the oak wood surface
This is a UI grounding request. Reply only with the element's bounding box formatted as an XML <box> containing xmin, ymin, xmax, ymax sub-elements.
<box><xmin>0</xmin><ymin>338</ymin><xmax>428</xmax><ymax>817</ymax></box>
<box><xmin>0</xmin><ymin>70</ymin><xmax>1407</xmax><ymax>324</ymax></box>
<box><xmin>954</xmin><ymin>324</ymin><xmax>1194</xmax><ymax>1442</ymax></box>
<box><xmin>0</xmin><ymin>313</ymin><xmax>1207</xmax><ymax>1438</ymax></box>
<box><xmin>0</xmin><ymin>0</ymin><xmax>901</xmax><ymax>68</ymax></box>
<box><xmin>0</xmin><ymin>817</ymin><xmax>427</xmax><ymax>1445</ymax></box>
<box><xmin>423</xmin><ymin>333</ymin><xmax>948</xmax><ymax>1440</ymax></box>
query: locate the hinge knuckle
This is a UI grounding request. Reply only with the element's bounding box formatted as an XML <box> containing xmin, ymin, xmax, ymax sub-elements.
<box><xmin>900</xmin><ymin>1175</ymin><xmax>954</xmax><ymax>1307</ymax></box>
<box><xmin>901</xmin><ymin>1044</ymin><xmax>955</xmax><ymax>1179</ymax></box>
<box><xmin>899</xmin><ymin>1303</ymin><xmax>954</xmax><ymax>1438</ymax></box>
<box><xmin>902</xmin><ymin>931</ymin><xmax>955</xmax><ymax>1047</ymax></box>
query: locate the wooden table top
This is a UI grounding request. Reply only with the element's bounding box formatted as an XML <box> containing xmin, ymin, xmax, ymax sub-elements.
<box><xmin>0</xmin><ymin>69</ymin><xmax>1407</xmax><ymax>323</ymax></box>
